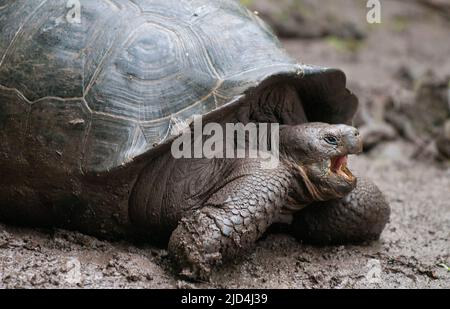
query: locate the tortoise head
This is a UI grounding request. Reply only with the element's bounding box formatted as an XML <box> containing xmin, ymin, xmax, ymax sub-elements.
<box><xmin>280</xmin><ymin>122</ymin><xmax>363</xmax><ymax>203</ymax></box>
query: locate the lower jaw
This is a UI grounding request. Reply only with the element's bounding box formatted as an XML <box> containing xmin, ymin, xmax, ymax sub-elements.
<box><xmin>335</xmin><ymin>164</ymin><xmax>355</xmax><ymax>182</ymax></box>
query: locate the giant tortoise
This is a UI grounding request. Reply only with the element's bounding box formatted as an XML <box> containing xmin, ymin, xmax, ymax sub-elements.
<box><xmin>0</xmin><ymin>0</ymin><xmax>390</xmax><ymax>279</ymax></box>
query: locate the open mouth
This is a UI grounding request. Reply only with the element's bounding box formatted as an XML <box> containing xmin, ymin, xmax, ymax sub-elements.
<box><xmin>330</xmin><ymin>155</ymin><xmax>354</xmax><ymax>181</ymax></box>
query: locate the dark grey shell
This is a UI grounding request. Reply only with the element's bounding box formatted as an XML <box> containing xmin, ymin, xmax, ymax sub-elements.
<box><xmin>0</xmin><ymin>0</ymin><xmax>357</xmax><ymax>173</ymax></box>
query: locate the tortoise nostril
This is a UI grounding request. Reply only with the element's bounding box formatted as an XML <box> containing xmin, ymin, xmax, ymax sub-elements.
<box><xmin>354</xmin><ymin>130</ymin><xmax>360</xmax><ymax>137</ymax></box>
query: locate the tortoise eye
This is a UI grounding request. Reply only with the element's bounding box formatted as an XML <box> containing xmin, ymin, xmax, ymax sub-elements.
<box><xmin>324</xmin><ymin>135</ymin><xmax>338</xmax><ymax>146</ymax></box>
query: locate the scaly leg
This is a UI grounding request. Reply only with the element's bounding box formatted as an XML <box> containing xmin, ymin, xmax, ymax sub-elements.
<box><xmin>168</xmin><ymin>161</ymin><xmax>292</xmax><ymax>280</ymax></box>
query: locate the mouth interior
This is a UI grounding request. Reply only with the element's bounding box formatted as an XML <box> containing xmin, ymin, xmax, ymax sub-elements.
<box><xmin>330</xmin><ymin>155</ymin><xmax>354</xmax><ymax>180</ymax></box>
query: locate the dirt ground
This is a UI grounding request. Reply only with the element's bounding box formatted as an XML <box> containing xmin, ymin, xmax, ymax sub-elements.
<box><xmin>1</xmin><ymin>0</ymin><xmax>449</xmax><ymax>289</ymax></box>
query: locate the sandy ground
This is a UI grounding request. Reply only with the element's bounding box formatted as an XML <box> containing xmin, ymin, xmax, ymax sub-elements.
<box><xmin>1</xmin><ymin>0</ymin><xmax>449</xmax><ymax>289</ymax></box>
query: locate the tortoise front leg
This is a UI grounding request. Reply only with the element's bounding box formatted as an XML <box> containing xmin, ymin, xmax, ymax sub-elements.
<box><xmin>168</xmin><ymin>163</ymin><xmax>292</xmax><ymax>280</ymax></box>
<box><xmin>289</xmin><ymin>178</ymin><xmax>390</xmax><ymax>245</ymax></box>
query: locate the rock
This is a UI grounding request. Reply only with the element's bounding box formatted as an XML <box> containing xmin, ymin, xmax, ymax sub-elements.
<box><xmin>437</xmin><ymin>120</ymin><xmax>450</xmax><ymax>159</ymax></box>
<box><xmin>354</xmin><ymin>92</ymin><xmax>398</xmax><ymax>150</ymax></box>
<box><xmin>385</xmin><ymin>72</ymin><xmax>450</xmax><ymax>142</ymax></box>
<box><xmin>360</xmin><ymin>123</ymin><xmax>397</xmax><ymax>151</ymax></box>
<box><xmin>247</xmin><ymin>0</ymin><xmax>366</xmax><ymax>40</ymax></box>
<box><xmin>417</xmin><ymin>0</ymin><xmax>450</xmax><ymax>18</ymax></box>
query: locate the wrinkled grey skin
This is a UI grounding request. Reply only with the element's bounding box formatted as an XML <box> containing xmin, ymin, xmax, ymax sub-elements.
<box><xmin>131</xmin><ymin>121</ymin><xmax>389</xmax><ymax>280</ymax></box>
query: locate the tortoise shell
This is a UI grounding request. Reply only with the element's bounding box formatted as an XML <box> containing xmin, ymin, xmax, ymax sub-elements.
<box><xmin>0</xmin><ymin>0</ymin><xmax>357</xmax><ymax>173</ymax></box>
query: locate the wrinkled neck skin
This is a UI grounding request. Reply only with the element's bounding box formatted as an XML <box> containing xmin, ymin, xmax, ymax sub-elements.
<box><xmin>130</xmin><ymin>154</ymin><xmax>243</xmax><ymax>240</ymax></box>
